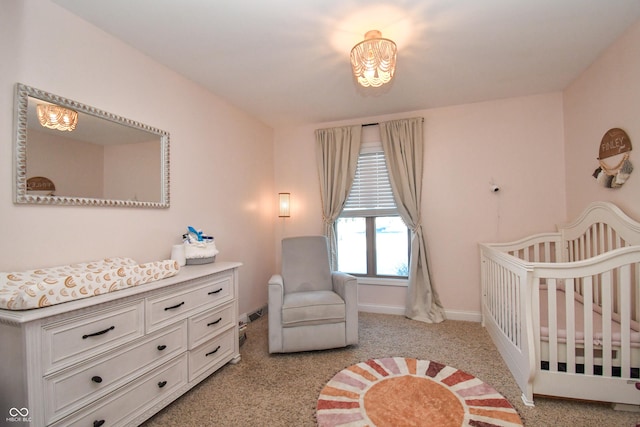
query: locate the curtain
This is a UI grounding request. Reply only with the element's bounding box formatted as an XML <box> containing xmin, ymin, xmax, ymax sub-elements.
<box><xmin>379</xmin><ymin>118</ymin><xmax>445</xmax><ymax>323</ymax></box>
<box><xmin>315</xmin><ymin>125</ymin><xmax>362</xmax><ymax>269</ymax></box>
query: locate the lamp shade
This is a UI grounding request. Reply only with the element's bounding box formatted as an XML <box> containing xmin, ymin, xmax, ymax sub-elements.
<box><xmin>279</xmin><ymin>193</ymin><xmax>290</xmax><ymax>217</ymax></box>
<box><xmin>350</xmin><ymin>30</ymin><xmax>397</xmax><ymax>88</ymax></box>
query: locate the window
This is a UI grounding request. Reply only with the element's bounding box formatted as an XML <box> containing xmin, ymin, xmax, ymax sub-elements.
<box><xmin>336</xmin><ymin>141</ymin><xmax>410</xmax><ymax>278</ymax></box>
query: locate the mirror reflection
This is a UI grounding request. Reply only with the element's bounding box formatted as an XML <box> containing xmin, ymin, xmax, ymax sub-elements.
<box><xmin>14</xmin><ymin>83</ymin><xmax>170</xmax><ymax>208</ymax></box>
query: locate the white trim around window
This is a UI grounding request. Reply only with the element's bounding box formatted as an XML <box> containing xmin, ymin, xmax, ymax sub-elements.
<box><xmin>356</xmin><ymin>276</ymin><xmax>408</xmax><ymax>287</ymax></box>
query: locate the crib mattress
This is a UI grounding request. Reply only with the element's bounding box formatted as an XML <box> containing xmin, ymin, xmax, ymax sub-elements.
<box><xmin>539</xmin><ymin>287</ymin><xmax>640</xmax><ymax>347</ymax></box>
<box><xmin>0</xmin><ymin>257</ymin><xmax>180</xmax><ymax>310</ymax></box>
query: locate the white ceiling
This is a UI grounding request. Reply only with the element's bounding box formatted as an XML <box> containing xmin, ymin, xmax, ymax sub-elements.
<box><xmin>52</xmin><ymin>0</ymin><xmax>640</xmax><ymax>128</ymax></box>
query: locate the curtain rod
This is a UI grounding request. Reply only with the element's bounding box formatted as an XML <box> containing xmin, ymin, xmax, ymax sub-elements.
<box><xmin>362</xmin><ymin>118</ymin><xmax>424</xmax><ymax>127</ymax></box>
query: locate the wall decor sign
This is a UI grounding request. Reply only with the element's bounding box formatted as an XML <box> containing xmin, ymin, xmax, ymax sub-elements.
<box><xmin>592</xmin><ymin>128</ymin><xmax>633</xmax><ymax>188</ymax></box>
<box><xmin>26</xmin><ymin>176</ymin><xmax>55</xmax><ymax>195</ymax></box>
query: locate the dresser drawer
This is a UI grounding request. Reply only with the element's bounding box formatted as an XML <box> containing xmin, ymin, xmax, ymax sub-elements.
<box><xmin>188</xmin><ymin>302</ymin><xmax>235</xmax><ymax>350</ymax></box>
<box><xmin>146</xmin><ymin>273</ymin><xmax>233</xmax><ymax>332</ymax></box>
<box><xmin>45</xmin><ymin>321</ymin><xmax>187</xmax><ymax>424</ymax></box>
<box><xmin>51</xmin><ymin>354</ymin><xmax>189</xmax><ymax>427</ymax></box>
<box><xmin>42</xmin><ymin>301</ymin><xmax>144</xmax><ymax>373</ymax></box>
<box><xmin>189</xmin><ymin>327</ymin><xmax>235</xmax><ymax>382</ymax></box>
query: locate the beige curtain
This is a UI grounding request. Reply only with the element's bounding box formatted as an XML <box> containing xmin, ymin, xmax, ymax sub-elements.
<box><xmin>380</xmin><ymin>118</ymin><xmax>445</xmax><ymax>323</ymax></box>
<box><xmin>315</xmin><ymin>125</ymin><xmax>362</xmax><ymax>269</ymax></box>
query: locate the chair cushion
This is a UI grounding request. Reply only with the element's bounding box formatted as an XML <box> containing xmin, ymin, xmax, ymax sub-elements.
<box><xmin>282</xmin><ymin>290</ymin><xmax>345</xmax><ymax>327</ymax></box>
<box><xmin>282</xmin><ymin>236</ymin><xmax>333</xmax><ymax>293</ymax></box>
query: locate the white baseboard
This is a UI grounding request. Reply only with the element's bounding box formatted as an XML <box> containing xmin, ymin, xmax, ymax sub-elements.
<box><xmin>444</xmin><ymin>309</ymin><xmax>482</xmax><ymax>322</ymax></box>
<box><xmin>358</xmin><ymin>303</ymin><xmax>481</xmax><ymax>322</ymax></box>
<box><xmin>358</xmin><ymin>303</ymin><xmax>406</xmax><ymax>316</ymax></box>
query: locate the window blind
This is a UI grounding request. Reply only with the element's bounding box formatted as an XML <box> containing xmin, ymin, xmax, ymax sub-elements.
<box><xmin>343</xmin><ymin>141</ymin><xmax>397</xmax><ymax>217</ymax></box>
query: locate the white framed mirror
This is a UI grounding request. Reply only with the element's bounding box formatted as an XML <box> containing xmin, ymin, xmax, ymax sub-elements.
<box><xmin>14</xmin><ymin>83</ymin><xmax>170</xmax><ymax>208</ymax></box>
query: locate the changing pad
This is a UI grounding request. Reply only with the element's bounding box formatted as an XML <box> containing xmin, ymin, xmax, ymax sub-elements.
<box><xmin>0</xmin><ymin>257</ymin><xmax>180</xmax><ymax>310</ymax></box>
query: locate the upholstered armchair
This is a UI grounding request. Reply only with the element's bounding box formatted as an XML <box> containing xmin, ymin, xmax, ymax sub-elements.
<box><xmin>268</xmin><ymin>236</ymin><xmax>359</xmax><ymax>353</ymax></box>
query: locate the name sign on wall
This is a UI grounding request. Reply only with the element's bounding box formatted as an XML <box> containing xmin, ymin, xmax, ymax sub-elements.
<box><xmin>599</xmin><ymin>128</ymin><xmax>632</xmax><ymax>159</ymax></box>
<box><xmin>593</xmin><ymin>127</ymin><xmax>633</xmax><ymax>188</ymax></box>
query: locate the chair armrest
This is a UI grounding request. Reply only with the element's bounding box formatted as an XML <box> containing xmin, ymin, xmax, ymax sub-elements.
<box><xmin>331</xmin><ymin>272</ymin><xmax>359</xmax><ymax>345</ymax></box>
<box><xmin>268</xmin><ymin>274</ymin><xmax>285</xmax><ymax>353</ymax></box>
<box><xmin>268</xmin><ymin>274</ymin><xmax>284</xmax><ymax>287</ymax></box>
<box><xmin>268</xmin><ymin>274</ymin><xmax>284</xmax><ymax>306</ymax></box>
<box><xmin>331</xmin><ymin>271</ymin><xmax>357</xmax><ymax>299</ymax></box>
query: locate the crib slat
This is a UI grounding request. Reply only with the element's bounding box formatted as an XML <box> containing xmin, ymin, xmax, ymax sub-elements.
<box><xmin>533</xmin><ymin>277</ymin><xmax>542</xmax><ymax>371</ymax></box>
<box><xmin>601</xmin><ymin>271</ymin><xmax>613</xmax><ymax>376</ymax></box>
<box><xmin>565</xmin><ymin>278</ymin><xmax>576</xmax><ymax>374</ymax></box>
<box><xmin>499</xmin><ymin>267</ymin><xmax>505</xmax><ymax>331</ymax></box>
<box><xmin>495</xmin><ymin>262</ymin><xmax>501</xmax><ymax>321</ymax></box>
<box><xmin>548</xmin><ymin>279</ymin><xmax>558</xmax><ymax>371</ymax></box>
<box><xmin>509</xmin><ymin>270</ymin><xmax>516</xmax><ymax>343</ymax></box>
<box><xmin>506</xmin><ymin>270</ymin><xmax>512</xmax><ymax>340</ymax></box>
<box><xmin>568</xmin><ymin>240</ymin><xmax>574</xmax><ymax>262</ymax></box>
<box><xmin>544</xmin><ymin>242</ymin><xmax>550</xmax><ymax>262</ymax></box>
<box><xmin>515</xmin><ymin>275</ymin><xmax>520</xmax><ymax>347</ymax></box>
<box><xmin>620</xmin><ymin>265</ymin><xmax>631</xmax><ymax>378</ymax></box>
<box><xmin>606</xmin><ymin>224</ymin><xmax>614</xmax><ymax>252</ymax></box>
<box><xmin>631</xmin><ymin>263</ymin><xmax>640</xmax><ymax>322</ymax></box>
<box><xmin>598</xmin><ymin>223</ymin><xmax>607</xmax><ymax>254</ymax></box>
<box><xmin>485</xmin><ymin>260</ymin><xmax>496</xmax><ymax>315</ymax></box>
<box><xmin>583</xmin><ymin>277</ymin><xmax>594</xmax><ymax>375</ymax></box>
<box><xmin>589</xmin><ymin>225</ymin><xmax>601</xmax><ymax>305</ymax></box>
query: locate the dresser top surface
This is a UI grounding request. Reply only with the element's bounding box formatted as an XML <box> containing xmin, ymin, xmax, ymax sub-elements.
<box><xmin>0</xmin><ymin>261</ymin><xmax>242</xmax><ymax>324</ymax></box>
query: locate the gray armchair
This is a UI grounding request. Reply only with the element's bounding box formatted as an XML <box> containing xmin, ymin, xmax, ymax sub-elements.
<box><xmin>268</xmin><ymin>236</ymin><xmax>358</xmax><ymax>353</ymax></box>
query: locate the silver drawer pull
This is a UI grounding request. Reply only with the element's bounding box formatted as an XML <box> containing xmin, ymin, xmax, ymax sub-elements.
<box><xmin>208</xmin><ymin>288</ymin><xmax>223</xmax><ymax>295</ymax></box>
<box><xmin>91</xmin><ymin>376</ymin><xmax>103</xmax><ymax>383</ymax></box>
<box><xmin>207</xmin><ymin>318</ymin><xmax>222</xmax><ymax>327</ymax></box>
<box><xmin>158</xmin><ymin>380</ymin><xmax>167</xmax><ymax>388</ymax></box>
<box><xmin>94</xmin><ymin>420</ymin><xmax>105</xmax><ymax>427</ymax></box>
<box><xmin>205</xmin><ymin>346</ymin><xmax>221</xmax><ymax>357</ymax></box>
<box><xmin>82</xmin><ymin>325</ymin><xmax>115</xmax><ymax>339</ymax></box>
<box><xmin>164</xmin><ymin>301</ymin><xmax>185</xmax><ymax>311</ymax></box>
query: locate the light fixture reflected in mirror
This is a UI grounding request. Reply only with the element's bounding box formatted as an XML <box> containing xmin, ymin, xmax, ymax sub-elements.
<box><xmin>350</xmin><ymin>30</ymin><xmax>397</xmax><ymax>88</ymax></box>
<box><xmin>279</xmin><ymin>193</ymin><xmax>290</xmax><ymax>217</ymax></box>
<box><xmin>37</xmin><ymin>103</ymin><xmax>78</xmax><ymax>131</ymax></box>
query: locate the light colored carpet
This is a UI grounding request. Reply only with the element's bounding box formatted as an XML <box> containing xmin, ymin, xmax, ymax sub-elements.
<box><xmin>142</xmin><ymin>312</ymin><xmax>639</xmax><ymax>426</ymax></box>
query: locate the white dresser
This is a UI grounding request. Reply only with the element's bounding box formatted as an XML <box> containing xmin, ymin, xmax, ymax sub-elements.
<box><xmin>0</xmin><ymin>261</ymin><xmax>242</xmax><ymax>426</ymax></box>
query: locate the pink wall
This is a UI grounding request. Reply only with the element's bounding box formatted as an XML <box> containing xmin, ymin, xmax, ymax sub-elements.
<box><xmin>104</xmin><ymin>140</ymin><xmax>161</xmax><ymax>202</ymax></box>
<box><xmin>274</xmin><ymin>93</ymin><xmax>566</xmax><ymax>317</ymax></box>
<box><xmin>564</xmin><ymin>20</ymin><xmax>640</xmax><ymax>220</ymax></box>
<box><xmin>0</xmin><ymin>1</ymin><xmax>275</xmax><ymax>317</ymax></box>
<box><xmin>28</xmin><ymin>130</ymin><xmax>104</xmax><ymax>198</ymax></box>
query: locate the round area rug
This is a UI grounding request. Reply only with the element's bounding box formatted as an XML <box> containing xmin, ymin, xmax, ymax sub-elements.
<box><xmin>316</xmin><ymin>357</ymin><xmax>523</xmax><ymax>427</ymax></box>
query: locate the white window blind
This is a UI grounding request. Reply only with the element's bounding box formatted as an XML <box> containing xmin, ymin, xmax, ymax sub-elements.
<box><xmin>343</xmin><ymin>141</ymin><xmax>397</xmax><ymax>217</ymax></box>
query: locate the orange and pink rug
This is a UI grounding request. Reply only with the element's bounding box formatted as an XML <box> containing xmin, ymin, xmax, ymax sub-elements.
<box><xmin>316</xmin><ymin>357</ymin><xmax>523</xmax><ymax>427</ymax></box>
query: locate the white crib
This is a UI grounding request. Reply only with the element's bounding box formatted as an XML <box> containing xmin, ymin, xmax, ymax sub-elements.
<box><xmin>479</xmin><ymin>201</ymin><xmax>640</xmax><ymax>408</ymax></box>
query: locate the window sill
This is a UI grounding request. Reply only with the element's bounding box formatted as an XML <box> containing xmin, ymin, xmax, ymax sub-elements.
<box><xmin>356</xmin><ymin>277</ymin><xmax>408</xmax><ymax>287</ymax></box>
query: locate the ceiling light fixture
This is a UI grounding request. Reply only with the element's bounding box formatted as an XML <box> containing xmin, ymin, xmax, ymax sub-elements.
<box><xmin>350</xmin><ymin>30</ymin><xmax>397</xmax><ymax>88</ymax></box>
<box><xmin>37</xmin><ymin>104</ymin><xmax>78</xmax><ymax>131</ymax></box>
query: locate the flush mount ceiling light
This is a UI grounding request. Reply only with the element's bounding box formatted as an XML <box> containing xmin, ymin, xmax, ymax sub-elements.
<box><xmin>350</xmin><ymin>30</ymin><xmax>397</xmax><ymax>88</ymax></box>
<box><xmin>37</xmin><ymin>103</ymin><xmax>78</xmax><ymax>131</ymax></box>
